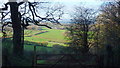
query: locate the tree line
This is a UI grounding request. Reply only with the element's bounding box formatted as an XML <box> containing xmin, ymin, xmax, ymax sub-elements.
<box><xmin>66</xmin><ymin>1</ymin><xmax>120</xmax><ymax>67</ymax></box>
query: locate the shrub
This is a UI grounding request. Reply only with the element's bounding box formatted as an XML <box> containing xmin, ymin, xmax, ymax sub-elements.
<box><xmin>40</xmin><ymin>42</ymin><xmax>48</xmax><ymax>47</ymax></box>
<box><xmin>52</xmin><ymin>44</ymin><xmax>63</xmax><ymax>48</ymax></box>
<box><xmin>27</xmin><ymin>25</ymin><xmax>41</xmax><ymax>30</ymax></box>
<box><xmin>4</xmin><ymin>27</ymin><xmax>13</xmax><ymax>36</ymax></box>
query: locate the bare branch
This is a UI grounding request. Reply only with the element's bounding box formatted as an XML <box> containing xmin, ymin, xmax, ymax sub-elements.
<box><xmin>0</xmin><ymin>2</ymin><xmax>9</xmax><ymax>11</ymax></box>
<box><xmin>35</xmin><ymin>23</ymin><xmax>52</xmax><ymax>29</ymax></box>
<box><xmin>1</xmin><ymin>12</ymin><xmax>10</xmax><ymax>20</ymax></box>
<box><xmin>2</xmin><ymin>22</ymin><xmax>12</xmax><ymax>35</ymax></box>
<box><xmin>28</xmin><ymin>2</ymin><xmax>64</xmax><ymax>28</ymax></box>
<box><xmin>18</xmin><ymin>2</ymin><xmax>24</xmax><ymax>6</ymax></box>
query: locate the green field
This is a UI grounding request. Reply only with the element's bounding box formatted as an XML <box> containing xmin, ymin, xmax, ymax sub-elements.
<box><xmin>1</xmin><ymin>27</ymin><xmax>68</xmax><ymax>65</ymax></box>
<box><xmin>1</xmin><ymin>27</ymin><xmax>68</xmax><ymax>47</ymax></box>
<box><xmin>0</xmin><ymin>33</ymin><xmax>2</xmax><ymax>37</ymax></box>
<box><xmin>24</xmin><ymin>27</ymin><xmax>68</xmax><ymax>47</ymax></box>
<box><xmin>0</xmin><ymin>27</ymin><xmax>94</xmax><ymax>47</ymax></box>
<box><xmin>1</xmin><ymin>27</ymin><xmax>96</xmax><ymax>66</ymax></box>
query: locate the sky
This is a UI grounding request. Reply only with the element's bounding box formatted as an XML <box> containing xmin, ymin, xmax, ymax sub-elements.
<box><xmin>49</xmin><ymin>0</ymin><xmax>104</xmax><ymax>22</ymax></box>
<box><xmin>0</xmin><ymin>0</ymin><xmax>104</xmax><ymax>23</ymax></box>
<box><xmin>0</xmin><ymin>0</ymin><xmax>103</xmax><ymax>9</ymax></box>
<box><xmin>0</xmin><ymin>0</ymin><xmax>102</xmax><ymax>3</ymax></box>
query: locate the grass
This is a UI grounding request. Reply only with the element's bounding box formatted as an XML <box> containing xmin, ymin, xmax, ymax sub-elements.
<box><xmin>24</xmin><ymin>27</ymin><xmax>68</xmax><ymax>47</ymax></box>
<box><xmin>2</xmin><ymin>38</ymin><xmax>53</xmax><ymax>66</ymax></box>
<box><xmin>0</xmin><ymin>33</ymin><xmax>2</xmax><ymax>37</ymax></box>
<box><xmin>1</xmin><ymin>27</ymin><xmax>68</xmax><ymax>52</ymax></box>
<box><xmin>24</xmin><ymin>37</ymin><xmax>47</xmax><ymax>42</ymax></box>
<box><xmin>2</xmin><ymin>38</ymin><xmax>67</xmax><ymax>65</ymax></box>
<box><xmin>24</xmin><ymin>29</ymin><xmax>45</xmax><ymax>36</ymax></box>
<box><xmin>1</xmin><ymin>27</ymin><xmax>93</xmax><ymax>47</ymax></box>
<box><xmin>1</xmin><ymin>26</ymin><xmax>99</xmax><ymax>66</ymax></box>
<box><xmin>36</xmin><ymin>29</ymin><xmax>66</xmax><ymax>43</ymax></box>
<box><xmin>37</xmin><ymin>60</ymin><xmax>46</xmax><ymax>64</ymax></box>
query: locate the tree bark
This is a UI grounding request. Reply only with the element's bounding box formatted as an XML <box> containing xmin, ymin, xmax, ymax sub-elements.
<box><xmin>82</xmin><ymin>24</ymin><xmax>89</xmax><ymax>53</ymax></box>
<box><xmin>10</xmin><ymin>2</ymin><xmax>23</xmax><ymax>55</ymax></box>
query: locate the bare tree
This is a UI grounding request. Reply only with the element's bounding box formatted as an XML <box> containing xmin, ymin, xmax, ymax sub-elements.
<box><xmin>66</xmin><ymin>5</ymin><xmax>96</xmax><ymax>54</ymax></box>
<box><xmin>0</xmin><ymin>0</ymin><xmax>64</xmax><ymax>55</ymax></box>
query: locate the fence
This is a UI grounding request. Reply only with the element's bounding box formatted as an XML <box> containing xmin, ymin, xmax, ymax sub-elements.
<box><xmin>32</xmin><ymin>45</ymin><xmax>119</xmax><ymax>68</ymax></box>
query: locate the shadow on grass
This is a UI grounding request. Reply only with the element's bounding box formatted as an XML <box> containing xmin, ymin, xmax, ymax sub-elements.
<box><xmin>2</xmin><ymin>38</ymin><xmax>33</xmax><ymax>66</ymax></box>
<box><xmin>2</xmin><ymin>38</ymin><xmax>99</xmax><ymax>67</ymax></box>
<box><xmin>2</xmin><ymin>38</ymin><xmax>120</xmax><ymax>68</ymax></box>
<box><xmin>2</xmin><ymin>38</ymin><xmax>68</xmax><ymax>67</ymax></box>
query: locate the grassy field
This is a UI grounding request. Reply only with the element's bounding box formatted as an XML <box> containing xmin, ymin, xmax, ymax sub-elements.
<box><xmin>0</xmin><ymin>27</ymin><xmax>94</xmax><ymax>47</ymax></box>
<box><xmin>36</xmin><ymin>28</ymin><xmax>66</xmax><ymax>42</ymax></box>
<box><xmin>1</xmin><ymin>27</ymin><xmax>68</xmax><ymax>48</ymax></box>
<box><xmin>1</xmin><ymin>27</ymin><xmax>68</xmax><ymax>54</ymax></box>
<box><xmin>2</xmin><ymin>38</ymin><xmax>69</xmax><ymax>66</ymax></box>
<box><xmin>1</xmin><ymin>27</ymin><xmax>96</xmax><ymax>66</ymax></box>
<box><xmin>0</xmin><ymin>33</ymin><xmax>2</xmax><ymax>37</ymax></box>
<box><xmin>24</xmin><ymin>27</ymin><xmax>68</xmax><ymax>47</ymax></box>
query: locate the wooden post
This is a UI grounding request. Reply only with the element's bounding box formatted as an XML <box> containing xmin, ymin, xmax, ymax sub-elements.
<box><xmin>33</xmin><ymin>45</ymin><xmax>37</xmax><ymax>67</ymax></box>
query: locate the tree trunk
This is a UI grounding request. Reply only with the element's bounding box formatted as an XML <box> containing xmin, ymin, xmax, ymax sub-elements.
<box><xmin>82</xmin><ymin>24</ymin><xmax>89</xmax><ymax>53</ymax></box>
<box><xmin>10</xmin><ymin>2</ymin><xmax>23</xmax><ymax>55</ymax></box>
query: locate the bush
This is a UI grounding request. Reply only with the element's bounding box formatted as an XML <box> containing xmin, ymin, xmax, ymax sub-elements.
<box><xmin>40</xmin><ymin>42</ymin><xmax>48</xmax><ymax>47</ymax></box>
<box><xmin>52</xmin><ymin>44</ymin><xmax>64</xmax><ymax>48</ymax></box>
<box><xmin>27</xmin><ymin>25</ymin><xmax>41</xmax><ymax>30</ymax></box>
<box><xmin>4</xmin><ymin>27</ymin><xmax>13</xmax><ymax>37</ymax></box>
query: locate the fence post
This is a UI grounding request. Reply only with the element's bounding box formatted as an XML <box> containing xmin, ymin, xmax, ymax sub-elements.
<box><xmin>33</xmin><ymin>45</ymin><xmax>37</xmax><ymax>67</ymax></box>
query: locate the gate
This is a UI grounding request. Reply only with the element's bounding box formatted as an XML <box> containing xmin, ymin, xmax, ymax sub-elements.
<box><xmin>32</xmin><ymin>45</ymin><xmax>102</xmax><ymax>68</ymax></box>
